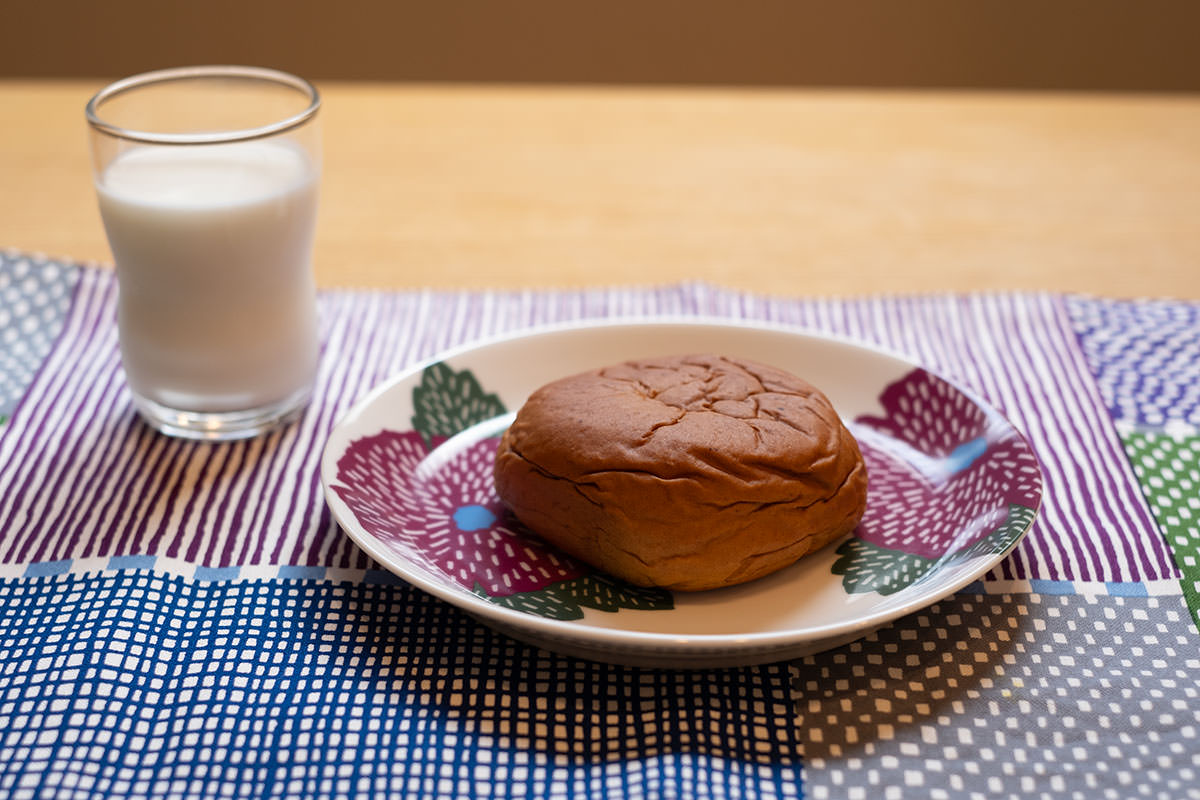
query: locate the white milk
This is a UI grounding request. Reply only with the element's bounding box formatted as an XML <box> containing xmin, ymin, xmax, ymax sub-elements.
<box><xmin>96</xmin><ymin>140</ymin><xmax>320</xmax><ymax>414</ymax></box>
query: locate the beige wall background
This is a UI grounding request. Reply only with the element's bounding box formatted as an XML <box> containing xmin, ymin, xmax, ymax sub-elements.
<box><xmin>3</xmin><ymin>0</ymin><xmax>1199</xmax><ymax>90</ymax></box>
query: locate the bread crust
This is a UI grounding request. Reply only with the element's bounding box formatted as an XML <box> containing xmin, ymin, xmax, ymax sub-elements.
<box><xmin>493</xmin><ymin>354</ymin><xmax>868</xmax><ymax>591</ymax></box>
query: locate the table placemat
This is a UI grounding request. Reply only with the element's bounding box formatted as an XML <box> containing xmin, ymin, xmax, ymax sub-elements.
<box><xmin>1</xmin><ymin>250</ymin><xmax>1197</xmax><ymax>800</ymax></box>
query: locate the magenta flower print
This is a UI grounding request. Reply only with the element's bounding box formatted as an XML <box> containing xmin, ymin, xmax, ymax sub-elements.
<box><xmin>853</xmin><ymin>434</ymin><xmax>1041</xmax><ymax>559</ymax></box>
<box><xmin>834</xmin><ymin>369</ymin><xmax>1042</xmax><ymax>595</ymax></box>
<box><xmin>858</xmin><ymin>367</ymin><xmax>991</xmax><ymax>458</ymax></box>
<box><xmin>334</xmin><ymin>430</ymin><xmax>586</xmax><ymax>595</ymax></box>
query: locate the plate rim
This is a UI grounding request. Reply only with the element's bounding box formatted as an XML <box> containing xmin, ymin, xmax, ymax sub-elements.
<box><xmin>320</xmin><ymin>316</ymin><xmax>1044</xmax><ymax>655</ymax></box>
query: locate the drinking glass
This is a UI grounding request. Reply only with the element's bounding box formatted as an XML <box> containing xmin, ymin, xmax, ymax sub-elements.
<box><xmin>86</xmin><ymin>65</ymin><xmax>322</xmax><ymax>441</ymax></box>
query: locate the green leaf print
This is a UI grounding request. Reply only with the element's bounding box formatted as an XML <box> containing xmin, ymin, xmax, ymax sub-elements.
<box><xmin>474</xmin><ymin>573</ymin><xmax>674</xmax><ymax>621</ymax></box>
<box><xmin>411</xmin><ymin>361</ymin><xmax>507</xmax><ymax>448</ymax></box>
<box><xmin>834</xmin><ymin>504</ymin><xmax>1038</xmax><ymax>596</ymax></box>
<box><xmin>832</xmin><ymin>538</ymin><xmax>939</xmax><ymax>595</ymax></box>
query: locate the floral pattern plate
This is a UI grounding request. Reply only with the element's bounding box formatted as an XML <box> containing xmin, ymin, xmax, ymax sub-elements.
<box><xmin>321</xmin><ymin>320</ymin><xmax>1042</xmax><ymax>668</ymax></box>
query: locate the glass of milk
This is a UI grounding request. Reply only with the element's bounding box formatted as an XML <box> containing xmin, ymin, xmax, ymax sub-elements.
<box><xmin>86</xmin><ymin>66</ymin><xmax>322</xmax><ymax>441</ymax></box>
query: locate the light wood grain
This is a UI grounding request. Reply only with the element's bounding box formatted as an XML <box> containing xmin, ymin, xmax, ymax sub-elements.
<box><xmin>4</xmin><ymin>80</ymin><xmax>1199</xmax><ymax>297</ymax></box>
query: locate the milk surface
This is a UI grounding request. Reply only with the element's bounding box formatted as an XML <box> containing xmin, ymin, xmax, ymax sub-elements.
<box><xmin>97</xmin><ymin>140</ymin><xmax>319</xmax><ymax>413</ymax></box>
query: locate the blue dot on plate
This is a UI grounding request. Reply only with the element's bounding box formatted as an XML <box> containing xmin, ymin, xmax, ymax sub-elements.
<box><xmin>453</xmin><ymin>504</ymin><xmax>497</xmax><ymax>531</ymax></box>
<box><xmin>946</xmin><ymin>436</ymin><xmax>988</xmax><ymax>474</ymax></box>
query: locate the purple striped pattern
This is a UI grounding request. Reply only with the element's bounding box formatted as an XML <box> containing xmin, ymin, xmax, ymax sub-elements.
<box><xmin>0</xmin><ymin>263</ymin><xmax>1170</xmax><ymax>582</ymax></box>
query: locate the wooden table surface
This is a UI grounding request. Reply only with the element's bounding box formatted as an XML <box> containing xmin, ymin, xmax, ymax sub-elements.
<box><xmin>3</xmin><ymin>79</ymin><xmax>1198</xmax><ymax>298</ymax></box>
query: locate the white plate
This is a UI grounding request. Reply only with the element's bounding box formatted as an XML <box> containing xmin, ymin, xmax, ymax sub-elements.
<box><xmin>321</xmin><ymin>319</ymin><xmax>1042</xmax><ymax>668</ymax></box>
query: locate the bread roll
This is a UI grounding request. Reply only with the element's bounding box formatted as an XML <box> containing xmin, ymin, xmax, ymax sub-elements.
<box><xmin>493</xmin><ymin>354</ymin><xmax>867</xmax><ymax>591</ymax></box>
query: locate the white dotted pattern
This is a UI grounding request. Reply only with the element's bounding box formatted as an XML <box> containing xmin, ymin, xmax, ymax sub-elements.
<box><xmin>0</xmin><ymin>253</ymin><xmax>79</xmax><ymax>419</ymax></box>
<box><xmin>1067</xmin><ymin>296</ymin><xmax>1200</xmax><ymax>427</ymax></box>
<box><xmin>794</xmin><ymin>592</ymin><xmax>1200</xmax><ymax>799</ymax></box>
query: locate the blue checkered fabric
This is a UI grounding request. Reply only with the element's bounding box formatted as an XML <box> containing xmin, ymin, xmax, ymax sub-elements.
<box><xmin>0</xmin><ymin>569</ymin><xmax>801</xmax><ymax>800</ymax></box>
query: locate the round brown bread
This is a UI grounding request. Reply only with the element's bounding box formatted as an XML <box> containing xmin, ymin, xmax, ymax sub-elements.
<box><xmin>492</xmin><ymin>354</ymin><xmax>868</xmax><ymax>591</ymax></box>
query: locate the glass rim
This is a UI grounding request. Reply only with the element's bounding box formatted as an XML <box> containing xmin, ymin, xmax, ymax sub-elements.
<box><xmin>85</xmin><ymin>65</ymin><xmax>321</xmax><ymax>145</ymax></box>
